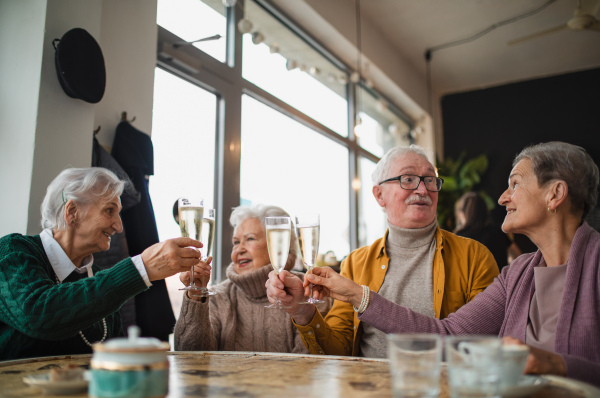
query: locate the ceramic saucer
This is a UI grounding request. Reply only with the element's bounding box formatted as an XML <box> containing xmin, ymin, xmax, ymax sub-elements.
<box><xmin>501</xmin><ymin>375</ymin><xmax>547</xmax><ymax>398</ymax></box>
<box><xmin>23</xmin><ymin>373</ymin><xmax>88</xmax><ymax>395</ymax></box>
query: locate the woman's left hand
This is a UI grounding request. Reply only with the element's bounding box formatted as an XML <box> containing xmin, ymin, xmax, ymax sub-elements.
<box><xmin>502</xmin><ymin>336</ymin><xmax>567</xmax><ymax>376</ymax></box>
<box><xmin>179</xmin><ymin>257</ymin><xmax>212</xmax><ymax>287</ymax></box>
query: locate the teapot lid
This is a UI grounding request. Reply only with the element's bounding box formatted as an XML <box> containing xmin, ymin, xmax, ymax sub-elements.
<box><xmin>93</xmin><ymin>326</ymin><xmax>169</xmax><ymax>352</ymax></box>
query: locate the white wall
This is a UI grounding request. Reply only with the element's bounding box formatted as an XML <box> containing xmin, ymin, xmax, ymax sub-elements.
<box><xmin>0</xmin><ymin>0</ymin><xmax>157</xmax><ymax>236</ymax></box>
<box><xmin>0</xmin><ymin>0</ymin><xmax>47</xmax><ymax>236</ymax></box>
<box><xmin>95</xmin><ymin>0</ymin><xmax>157</xmax><ymax>151</ymax></box>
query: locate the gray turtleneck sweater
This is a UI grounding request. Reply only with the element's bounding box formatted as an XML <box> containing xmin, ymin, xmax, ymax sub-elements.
<box><xmin>174</xmin><ymin>263</ymin><xmax>308</xmax><ymax>353</ymax></box>
<box><xmin>360</xmin><ymin>220</ymin><xmax>437</xmax><ymax>358</ymax></box>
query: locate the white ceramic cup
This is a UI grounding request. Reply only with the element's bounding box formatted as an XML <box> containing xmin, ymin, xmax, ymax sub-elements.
<box><xmin>447</xmin><ymin>336</ymin><xmax>503</xmax><ymax>398</ymax></box>
<box><xmin>501</xmin><ymin>344</ymin><xmax>529</xmax><ymax>387</ymax></box>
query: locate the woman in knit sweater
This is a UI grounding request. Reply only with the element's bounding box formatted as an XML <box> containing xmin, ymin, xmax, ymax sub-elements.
<box><xmin>174</xmin><ymin>204</ymin><xmax>324</xmax><ymax>353</ymax></box>
<box><xmin>269</xmin><ymin>142</ymin><xmax>600</xmax><ymax>387</ymax></box>
<box><xmin>0</xmin><ymin>167</ymin><xmax>202</xmax><ymax>360</ymax></box>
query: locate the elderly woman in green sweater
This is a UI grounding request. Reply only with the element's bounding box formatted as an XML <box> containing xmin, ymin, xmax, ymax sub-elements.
<box><xmin>0</xmin><ymin>167</ymin><xmax>202</xmax><ymax>360</ymax></box>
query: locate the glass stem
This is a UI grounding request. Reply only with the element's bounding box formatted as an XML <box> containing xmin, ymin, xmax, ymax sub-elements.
<box><xmin>190</xmin><ymin>265</ymin><xmax>196</xmax><ymax>287</ymax></box>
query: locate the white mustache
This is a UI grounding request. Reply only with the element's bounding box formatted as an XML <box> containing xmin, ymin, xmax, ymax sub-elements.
<box><xmin>405</xmin><ymin>195</ymin><xmax>433</xmax><ymax>206</ymax></box>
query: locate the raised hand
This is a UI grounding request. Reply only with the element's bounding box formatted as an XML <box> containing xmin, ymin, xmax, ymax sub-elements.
<box><xmin>141</xmin><ymin>237</ymin><xmax>202</xmax><ymax>281</ymax></box>
<box><xmin>179</xmin><ymin>257</ymin><xmax>212</xmax><ymax>287</ymax></box>
<box><xmin>304</xmin><ymin>267</ymin><xmax>364</xmax><ymax>309</ymax></box>
<box><xmin>265</xmin><ymin>270</ymin><xmax>316</xmax><ymax>325</ymax></box>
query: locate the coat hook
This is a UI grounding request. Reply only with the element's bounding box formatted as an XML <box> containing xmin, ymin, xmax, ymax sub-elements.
<box><xmin>121</xmin><ymin>111</ymin><xmax>136</xmax><ymax>123</ymax></box>
<box><xmin>93</xmin><ymin>125</ymin><xmax>101</xmax><ymax>135</ymax></box>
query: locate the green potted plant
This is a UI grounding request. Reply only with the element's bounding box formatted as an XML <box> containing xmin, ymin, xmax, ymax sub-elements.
<box><xmin>435</xmin><ymin>151</ymin><xmax>494</xmax><ymax>231</ymax></box>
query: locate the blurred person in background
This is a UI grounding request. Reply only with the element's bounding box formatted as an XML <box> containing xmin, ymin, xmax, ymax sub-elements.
<box><xmin>454</xmin><ymin>191</ymin><xmax>515</xmax><ymax>270</ymax></box>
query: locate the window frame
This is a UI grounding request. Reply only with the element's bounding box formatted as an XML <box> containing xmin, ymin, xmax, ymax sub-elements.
<box><xmin>155</xmin><ymin>0</ymin><xmax>413</xmax><ymax>282</ymax></box>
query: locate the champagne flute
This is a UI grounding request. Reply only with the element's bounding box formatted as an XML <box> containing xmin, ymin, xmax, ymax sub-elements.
<box><xmin>178</xmin><ymin>197</ymin><xmax>205</xmax><ymax>297</ymax></box>
<box><xmin>198</xmin><ymin>208</ymin><xmax>217</xmax><ymax>297</ymax></box>
<box><xmin>296</xmin><ymin>214</ymin><xmax>325</xmax><ymax>304</ymax></box>
<box><xmin>265</xmin><ymin>216</ymin><xmax>292</xmax><ymax>309</ymax></box>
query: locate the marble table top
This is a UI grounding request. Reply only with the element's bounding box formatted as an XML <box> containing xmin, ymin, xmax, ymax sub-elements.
<box><xmin>0</xmin><ymin>351</ymin><xmax>597</xmax><ymax>397</ymax></box>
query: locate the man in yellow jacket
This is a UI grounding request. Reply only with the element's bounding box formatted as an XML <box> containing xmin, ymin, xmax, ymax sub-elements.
<box><xmin>267</xmin><ymin>145</ymin><xmax>499</xmax><ymax>357</ymax></box>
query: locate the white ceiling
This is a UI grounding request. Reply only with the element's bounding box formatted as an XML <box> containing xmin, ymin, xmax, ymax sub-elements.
<box><xmin>359</xmin><ymin>0</ymin><xmax>600</xmax><ymax>95</ymax></box>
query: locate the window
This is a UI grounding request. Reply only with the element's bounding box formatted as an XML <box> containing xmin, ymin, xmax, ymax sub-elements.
<box><xmin>155</xmin><ymin>0</ymin><xmax>418</xmax><ymax>289</ymax></box>
<box><xmin>242</xmin><ymin>0</ymin><xmax>348</xmax><ymax>136</ymax></box>
<box><xmin>150</xmin><ymin>67</ymin><xmax>217</xmax><ymax>317</ymax></box>
<box><xmin>240</xmin><ymin>95</ymin><xmax>350</xmax><ymax>259</ymax></box>
<box><xmin>356</xmin><ymin>85</ymin><xmax>412</xmax><ymax>157</ymax></box>
<box><xmin>358</xmin><ymin>157</ymin><xmax>387</xmax><ymax>247</ymax></box>
<box><xmin>157</xmin><ymin>0</ymin><xmax>227</xmax><ymax>63</ymax></box>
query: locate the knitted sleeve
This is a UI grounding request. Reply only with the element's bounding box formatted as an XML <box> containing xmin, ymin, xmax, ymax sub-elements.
<box><xmin>0</xmin><ymin>234</ymin><xmax>147</xmax><ymax>340</ymax></box>
<box><xmin>174</xmin><ymin>293</ymin><xmax>219</xmax><ymax>351</ymax></box>
<box><xmin>359</xmin><ymin>271</ymin><xmax>508</xmax><ymax>336</ymax></box>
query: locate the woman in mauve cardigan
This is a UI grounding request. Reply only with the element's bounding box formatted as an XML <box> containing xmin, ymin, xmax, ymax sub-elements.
<box><xmin>301</xmin><ymin>142</ymin><xmax>600</xmax><ymax>387</ymax></box>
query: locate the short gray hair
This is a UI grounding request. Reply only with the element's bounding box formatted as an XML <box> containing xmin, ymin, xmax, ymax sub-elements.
<box><xmin>41</xmin><ymin>167</ymin><xmax>125</xmax><ymax>231</ymax></box>
<box><xmin>514</xmin><ymin>141</ymin><xmax>599</xmax><ymax>219</ymax></box>
<box><xmin>230</xmin><ymin>203</ymin><xmax>298</xmax><ymax>271</ymax></box>
<box><xmin>371</xmin><ymin>144</ymin><xmax>431</xmax><ymax>186</ymax></box>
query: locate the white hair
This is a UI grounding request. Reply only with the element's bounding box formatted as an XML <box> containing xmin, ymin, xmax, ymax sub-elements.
<box><xmin>230</xmin><ymin>203</ymin><xmax>297</xmax><ymax>271</ymax></box>
<box><xmin>371</xmin><ymin>144</ymin><xmax>432</xmax><ymax>186</ymax></box>
<box><xmin>41</xmin><ymin>167</ymin><xmax>124</xmax><ymax>231</ymax></box>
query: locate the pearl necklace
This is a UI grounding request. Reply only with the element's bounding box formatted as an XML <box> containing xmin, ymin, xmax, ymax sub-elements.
<box><xmin>55</xmin><ymin>275</ymin><xmax>107</xmax><ymax>347</ymax></box>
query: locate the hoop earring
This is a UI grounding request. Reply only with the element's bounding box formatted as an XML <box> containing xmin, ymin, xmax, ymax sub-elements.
<box><xmin>547</xmin><ymin>207</ymin><xmax>556</xmax><ymax>215</ymax></box>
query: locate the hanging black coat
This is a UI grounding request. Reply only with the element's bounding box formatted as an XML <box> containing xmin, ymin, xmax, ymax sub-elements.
<box><xmin>111</xmin><ymin>121</ymin><xmax>175</xmax><ymax>341</ymax></box>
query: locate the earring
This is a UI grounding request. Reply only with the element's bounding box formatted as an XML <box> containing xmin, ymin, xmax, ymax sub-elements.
<box><xmin>547</xmin><ymin>207</ymin><xmax>556</xmax><ymax>215</ymax></box>
<box><xmin>70</xmin><ymin>219</ymin><xmax>76</xmax><ymax>224</ymax></box>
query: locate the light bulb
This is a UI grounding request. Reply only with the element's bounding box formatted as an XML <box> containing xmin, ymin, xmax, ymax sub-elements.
<box><xmin>309</xmin><ymin>67</ymin><xmax>320</xmax><ymax>76</ymax></box>
<box><xmin>352</xmin><ymin>177</ymin><xmax>362</xmax><ymax>191</ymax></box>
<box><xmin>269</xmin><ymin>43</ymin><xmax>279</xmax><ymax>54</ymax></box>
<box><xmin>222</xmin><ymin>0</ymin><xmax>236</xmax><ymax>7</ymax></box>
<box><xmin>237</xmin><ymin>19</ymin><xmax>253</xmax><ymax>34</ymax></box>
<box><xmin>251</xmin><ymin>31</ymin><xmax>264</xmax><ymax>45</ymax></box>
<box><xmin>350</xmin><ymin>72</ymin><xmax>360</xmax><ymax>83</ymax></box>
<box><xmin>354</xmin><ymin>116</ymin><xmax>363</xmax><ymax>137</ymax></box>
<box><xmin>285</xmin><ymin>59</ymin><xmax>298</xmax><ymax>71</ymax></box>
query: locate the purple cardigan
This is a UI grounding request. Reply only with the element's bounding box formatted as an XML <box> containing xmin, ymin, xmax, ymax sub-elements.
<box><xmin>360</xmin><ymin>222</ymin><xmax>600</xmax><ymax>387</ymax></box>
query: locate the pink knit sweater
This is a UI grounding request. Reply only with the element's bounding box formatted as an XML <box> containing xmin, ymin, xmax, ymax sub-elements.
<box><xmin>360</xmin><ymin>222</ymin><xmax>600</xmax><ymax>387</ymax></box>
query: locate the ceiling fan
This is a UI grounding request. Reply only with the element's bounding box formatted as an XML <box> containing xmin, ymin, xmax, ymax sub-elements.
<box><xmin>508</xmin><ymin>0</ymin><xmax>600</xmax><ymax>45</ymax></box>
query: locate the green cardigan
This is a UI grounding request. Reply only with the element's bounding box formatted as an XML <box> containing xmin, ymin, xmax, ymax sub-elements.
<box><xmin>0</xmin><ymin>233</ymin><xmax>148</xmax><ymax>360</ymax></box>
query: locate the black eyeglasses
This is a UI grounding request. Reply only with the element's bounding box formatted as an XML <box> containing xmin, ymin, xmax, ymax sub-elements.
<box><xmin>378</xmin><ymin>174</ymin><xmax>444</xmax><ymax>192</ymax></box>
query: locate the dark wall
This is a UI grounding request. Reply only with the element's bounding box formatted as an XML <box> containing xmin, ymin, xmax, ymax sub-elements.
<box><xmin>441</xmin><ymin>67</ymin><xmax>600</xmax><ymax>228</ymax></box>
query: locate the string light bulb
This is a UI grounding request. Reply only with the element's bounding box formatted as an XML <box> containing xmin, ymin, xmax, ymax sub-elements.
<box><xmin>354</xmin><ymin>115</ymin><xmax>364</xmax><ymax>137</ymax></box>
<box><xmin>237</xmin><ymin>19</ymin><xmax>253</xmax><ymax>34</ymax></box>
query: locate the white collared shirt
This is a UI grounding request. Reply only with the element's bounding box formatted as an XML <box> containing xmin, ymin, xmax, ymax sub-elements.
<box><xmin>40</xmin><ymin>228</ymin><xmax>151</xmax><ymax>286</ymax></box>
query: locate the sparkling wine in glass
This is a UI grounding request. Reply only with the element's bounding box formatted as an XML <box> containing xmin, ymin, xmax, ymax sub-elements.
<box><xmin>296</xmin><ymin>214</ymin><xmax>324</xmax><ymax>304</ymax></box>
<box><xmin>178</xmin><ymin>197</ymin><xmax>205</xmax><ymax>297</ymax></box>
<box><xmin>265</xmin><ymin>216</ymin><xmax>292</xmax><ymax>309</ymax></box>
<box><xmin>198</xmin><ymin>208</ymin><xmax>217</xmax><ymax>297</ymax></box>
